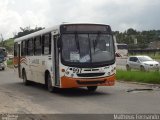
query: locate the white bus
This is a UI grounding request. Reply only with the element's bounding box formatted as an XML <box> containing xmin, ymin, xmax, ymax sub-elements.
<box><xmin>113</xmin><ymin>36</ymin><xmax>128</xmax><ymax>58</ymax></box>
<box><xmin>115</xmin><ymin>43</ymin><xmax>128</xmax><ymax>58</ymax></box>
<box><xmin>14</xmin><ymin>23</ymin><xmax>116</xmax><ymax>92</ymax></box>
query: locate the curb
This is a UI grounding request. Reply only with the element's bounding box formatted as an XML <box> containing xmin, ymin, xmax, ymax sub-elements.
<box><xmin>117</xmin><ymin>80</ymin><xmax>160</xmax><ymax>88</ymax></box>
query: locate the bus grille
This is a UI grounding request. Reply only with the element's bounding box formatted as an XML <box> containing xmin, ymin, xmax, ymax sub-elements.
<box><xmin>77</xmin><ymin>73</ymin><xmax>105</xmax><ymax>77</ymax></box>
<box><xmin>77</xmin><ymin>80</ymin><xmax>106</xmax><ymax>85</ymax></box>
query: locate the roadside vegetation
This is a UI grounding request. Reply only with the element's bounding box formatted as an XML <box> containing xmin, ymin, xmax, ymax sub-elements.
<box><xmin>116</xmin><ymin>70</ymin><xmax>160</xmax><ymax>84</ymax></box>
<box><xmin>0</xmin><ymin>39</ymin><xmax>14</xmax><ymax>53</ymax></box>
<box><xmin>7</xmin><ymin>60</ymin><xmax>13</xmax><ymax>66</ymax></box>
<box><xmin>114</xmin><ymin>29</ymin><xmax>160</xmax><ymax>49</ymax></box>
<box><xmin>7</xmin><ymin>59</ymin><xmax>13</xmax><ymax>68</ymax></box>
<box><xmin>151</xmin><ymin>54</ymin><xmax>160</xmax><ymax>60</ymax></box>
<box><xmin>0</xmin><ymin>26</ymin><xmax>44</xmax><ymax>54</ymax></box>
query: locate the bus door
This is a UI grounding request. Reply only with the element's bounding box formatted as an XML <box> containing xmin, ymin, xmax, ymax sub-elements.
<box><xmin>18</xmin><ymin>44</ymin><xmax>21</xmax><ymax>78</ymax></box>
<box><xmin>53</xmin><ymin>35</ymin><xmax>60</xmax><ymax>86</ymax></box>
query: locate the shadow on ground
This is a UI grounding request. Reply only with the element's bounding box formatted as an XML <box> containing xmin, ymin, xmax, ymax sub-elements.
<box><xmin>0</xmin><ymin>82</ymin><xmax>110</xmax><ymax>98</ymax></box>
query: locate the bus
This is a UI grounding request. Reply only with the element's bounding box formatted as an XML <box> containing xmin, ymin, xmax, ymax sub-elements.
<box><xmin>14</xmin><ymin>23</ymin><xmax>116</xmax><ymax>92</ymax></box>
<box><xmin>115</xmin><ymin>43</ymin><xmax>128</xmax><ymax>58</ymax></box>
<box><xmin>0</xmin><ymin>47</ymin><xmax>7</xmax><ymax>70</ymax></box>
<box><xmin>113</xmin><ymin>36</ymin><xmax>128</xmax><ymax>58</ymax></box>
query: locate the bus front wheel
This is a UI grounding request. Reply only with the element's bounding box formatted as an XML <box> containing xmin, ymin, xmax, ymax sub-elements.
<box><xmin>87</xmin><ymin>86</ymin><xmax>97</xmax><ymax>92</ymax></box>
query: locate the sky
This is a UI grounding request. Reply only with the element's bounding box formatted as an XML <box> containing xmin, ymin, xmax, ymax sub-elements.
<box><xmin>0</xmin><ymin>0</ymin><xmax>160</xmax><ymax>39</ymax></box>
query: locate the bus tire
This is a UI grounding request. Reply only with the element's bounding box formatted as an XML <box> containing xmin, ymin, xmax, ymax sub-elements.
<box><xmin>22</xmin><ymin>70</ymin><xmax>30</xmax><ymax>86</ymax></box>
<box><xmin>2</xmin><ymin>68</ymin><xmax>5</xmax><ymax>71</ymax></box>
<box><xmin>47</xmin><ymin>74</ymin><xmax>54</xmax><ymax>92</ymax></box>
<box><xmin>87</xmin><ymin>86</ymin><xmax>97</xmax><ymax>92</ymax></box>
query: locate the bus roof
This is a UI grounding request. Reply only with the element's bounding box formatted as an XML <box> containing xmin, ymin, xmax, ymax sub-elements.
<box><xmin>14</xmin><ymin>25</ymin><xmax>60</xmax><ymax>43</ymax></box>
<box><xmin>14</xmin><ymin>23</ymin><xmax>111</xmax><ymax>43</ymax></box>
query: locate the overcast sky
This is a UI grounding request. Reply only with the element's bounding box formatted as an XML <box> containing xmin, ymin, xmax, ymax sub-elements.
<box><xmin>0</xmin><ymin>0</ymin><xmax>160</xmax><ymax>39</ymax></box>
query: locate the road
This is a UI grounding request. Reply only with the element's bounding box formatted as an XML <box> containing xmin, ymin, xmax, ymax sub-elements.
<box><xmin>0</xmin><ymin>68</ymin><xmax>160</xmax><ymax>115</ymax></box>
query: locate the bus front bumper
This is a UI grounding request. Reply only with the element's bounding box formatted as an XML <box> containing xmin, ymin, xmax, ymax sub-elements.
<box><xmin>60</xmin><ymin>74</ymin><xmax>116</xmax><ymax>88</ymax></box>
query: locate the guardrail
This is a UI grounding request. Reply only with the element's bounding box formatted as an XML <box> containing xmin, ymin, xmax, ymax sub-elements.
<box><xmin>129</xmin><ymin>49</ymin><xmax>160</xmax><ymax>55</ymax></box>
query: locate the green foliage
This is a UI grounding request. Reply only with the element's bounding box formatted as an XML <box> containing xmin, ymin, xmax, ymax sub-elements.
<box><xmin>7</xmin><ymin>60</ymin><xmax>13</xmax><ymax>65</ymax></box>
<box><xmin>114</xmin><ymin>29</ymin><xmax>160</xmax><ymax>49</ymax></box>
<box><xmin>116</xmin><ymin>70</ymin><xmax>160</xmax><ymax>84</ymax></box>
<box><xmin>14</xmin><ymin>26</ymin><xmax>45</xmax><ymax>38</ymax></box>
<box><xmin>0</xmin><ymin>39</ymin><xmax>14</xmax><ymax>53</ymax></box>
<box><xmin>0</xmin><ymin>26</ymin><xmax>44</xmax><ymax>54</ymax></box>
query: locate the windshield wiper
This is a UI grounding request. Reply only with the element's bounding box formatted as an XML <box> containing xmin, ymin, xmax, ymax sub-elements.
<box><xmin>75</xmin><ymin>32</ymin><xmax>80</xmax><ymax>51</ymax></box>
<box><xmin>93</xmin><ymin>33</ymin><xmax>101</xmax><ymax>53</ymax></box>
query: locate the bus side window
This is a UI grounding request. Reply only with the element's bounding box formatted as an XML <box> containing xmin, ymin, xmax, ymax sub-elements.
<box><xmin>42</xmin><ymin>33</ymin><xmax>51</xmax><ymax>55</ymax></box>
<box><xmin>34</xmin><ymin>36</ymin><xmax>42</xmax><ymax>55</ymax></box>
<box><xmin>21</xmin><ymin>42</ymin><xmax>23</xmax><ymax>56</ymax></box>
<box><xmin>27</xmin><ymin>39</ymin><xmax>34</xmax><ymax>56</ymax></box>
<box><xmin>21</xmin><ymin>41</ymin><xmax>27</xmax><ymax>56</ymax></box>
<box><xmin>14</xmin><ymin>43</ymin><xmax>18</xmax><ymax>57</ymax></box>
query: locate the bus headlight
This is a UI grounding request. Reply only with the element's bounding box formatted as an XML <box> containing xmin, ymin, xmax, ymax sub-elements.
<box><xmin>61</xmin><ymin>69</ymin><xmax>65</xmax><ymax>73</ymax></box>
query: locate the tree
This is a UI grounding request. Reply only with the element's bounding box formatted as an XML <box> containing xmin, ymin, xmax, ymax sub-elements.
<box><xmin>14</xmin><ymin>26</ymin><xmax>44</xmax><ymax>38</ymax></box>
<box><xmin>126</xmin><ymin>28</ymin><xmax>137</xmax><ymax>35</ymax></box>
<box><xmin>114</xmin><ymin>28</ymin><xmax>160</xmax><ymax>49</ymax></box>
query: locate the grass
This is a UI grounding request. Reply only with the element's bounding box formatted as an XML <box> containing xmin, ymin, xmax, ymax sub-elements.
<box><xmin>7</xmin><ymin>59</ymin><xmax>14</xmax><ymax>68</ymax></box>
<box><xmin>116</xmin><ymin>70</ymin><xmax>160</xmax><ymax>84</ymax></box>
<box><xmin>7</xmin><ymin>60</ymin><xmax>13</xmax><ymax>65</ymax></box>
<box><xmin>150</xmin><ymin>54</ymin><xmax>160</xmax><ymax>60</ymax></box>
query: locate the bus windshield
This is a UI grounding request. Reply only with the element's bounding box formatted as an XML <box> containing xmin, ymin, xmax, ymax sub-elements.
<box><xmin>62</xmin><ymin>34</ymin><xmax>114</xmax><ymax>64</ymax></box>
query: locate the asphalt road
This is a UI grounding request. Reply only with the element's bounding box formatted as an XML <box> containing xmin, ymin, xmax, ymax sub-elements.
<box><xmin>0</xmin><ymin>68</ymin><xmax>160</xmax><ymax>114</ymax></box>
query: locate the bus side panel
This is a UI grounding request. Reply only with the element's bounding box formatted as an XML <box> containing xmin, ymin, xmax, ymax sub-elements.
<box><xmin>13</xmin><ymin>56</ymin><xmax>18</xmax><ymax>68</ymax></box>
<box><xmin>29</xmin><ymin>55</ymin><xmax>52</xmax><ymax>84</ymax></box>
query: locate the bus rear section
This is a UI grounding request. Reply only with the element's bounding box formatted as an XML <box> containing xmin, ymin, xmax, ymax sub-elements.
<box><xmin>14</xmin><ymin>23</ymin><xmax>116</xmax><ymax>92</ymax></box>
<box><xmin>115</xmin><ymin>43</ymin><xmax>128</xmax><ymax>58</ymax></box>
<box><xmin>114</xmin><ymin>36</ymin><xmax>128</xmax><ymax>58</ymax></box>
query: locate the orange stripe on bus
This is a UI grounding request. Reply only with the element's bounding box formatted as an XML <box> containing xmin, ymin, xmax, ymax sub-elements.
<box><xmin>13</xmin><ymin>57</ymin><xmax>27</xmax><ymax>65</ymax></box>
<box><xmin>60</xmin><ymin>74</ymin><xmax>116</xmax><ymax>88</ymax></box>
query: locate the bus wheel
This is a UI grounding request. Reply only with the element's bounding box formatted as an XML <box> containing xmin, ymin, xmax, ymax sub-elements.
<box><xmin>87</xmin><ymin>86</ymin><xmax>97</xmax><ymax>92</ymax></box>
<box><xmin>47</xmin><ymin>74</ymin><xmax>54</xmax><ymax>92</ymax></box>
<box><xmin>22</xmin><ymin>70</ymin><xmax>30</xmax><ymax>86</ymax></box>
<box><xmin>2</xmin><ymin>68</ymin><xmax>5</xmax><ymax>71</ymax></box>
